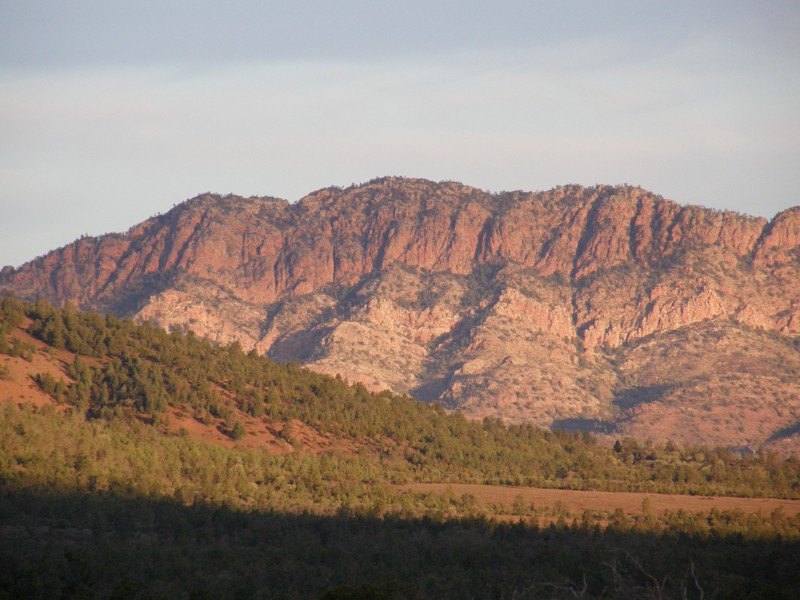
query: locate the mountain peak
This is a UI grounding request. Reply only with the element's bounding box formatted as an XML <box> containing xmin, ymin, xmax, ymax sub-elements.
<box><xmin>2</xmin><ymin>179</ymin><xmax>799</xmax><ymax>451</ymax></box>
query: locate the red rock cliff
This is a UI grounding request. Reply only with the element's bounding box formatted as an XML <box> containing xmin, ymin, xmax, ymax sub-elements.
<box><xmin>3</xmin><ymin>178</ymin><xmax>799</xmax><ymax>451</ymax></box>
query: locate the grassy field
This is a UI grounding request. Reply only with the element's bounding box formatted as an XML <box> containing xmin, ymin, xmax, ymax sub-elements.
<box><xmin>404</xmin><ymin>482</ymin><xmax>800</xmax><ymax>517</ymax></box>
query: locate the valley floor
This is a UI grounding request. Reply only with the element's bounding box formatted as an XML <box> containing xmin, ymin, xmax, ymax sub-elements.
<box><xmin>404</xmin><ymin>482</ymin><xmax>800</xmax><ymax>518</ymax></box>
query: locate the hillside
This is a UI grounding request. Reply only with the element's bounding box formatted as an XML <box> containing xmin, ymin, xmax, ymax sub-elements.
<box><xmin>2</xmin><ymin>177</ymin><xmax>799</xmax><ymax>452</ymax></box>
<box><xmin>4</xmin><ymin>295</ymin><xmax>800</xmax><ymax>498</ymax></box>
<box><xmin>3</xmin><ymin>297</ymin><xmax>800</xmax><ymax>598</ymax></box>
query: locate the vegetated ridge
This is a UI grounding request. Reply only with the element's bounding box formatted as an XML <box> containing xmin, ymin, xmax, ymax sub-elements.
<box><xmin>3</xmin><ymin>297</ymin><xmax>800</xmax><ymax>598</ymax></box>
<box><xmin>3</xmin><ymin>295</ymin><xmax>798</xmax><ymax>499</ymax></box>
<box><xmin>2</xmin><ymin>177</ymin><xmax>799</xmax><ymax>452</ymax></box>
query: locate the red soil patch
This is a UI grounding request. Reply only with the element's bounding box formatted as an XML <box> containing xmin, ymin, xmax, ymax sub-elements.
<box><xmin>404</xmin><ymin>483</ymin><xmax>800</xmax><ymax>517</ymax></box>
<box><xmin>0</xmin><ymin>327</ymin><xmax>75</xmax><ymax>409</ymax></box>
<box><xmin>165</xmin><ymin>408</ymin><xmax>361</xmax><ymax>456</ymax></box>
<box><xmin>1</xmin><ymin>324</ymin><xmax>359</xmax><ymax>456</ymax></box>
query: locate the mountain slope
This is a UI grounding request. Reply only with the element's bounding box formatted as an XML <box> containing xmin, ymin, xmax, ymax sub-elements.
<box><xmin>2</xmin><ymin>177</ymin><xmax>799</xmax><ymax>451</ymax></box>
<box><xmin>4</xmin><ymin>300</ymin><xmax>800</xmax><ymax>600</ymax></box>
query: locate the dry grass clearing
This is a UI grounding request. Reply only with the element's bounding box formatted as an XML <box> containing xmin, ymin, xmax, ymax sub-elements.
<box><xmin>405</xmin><ymin>482</ymin><xmax>800</xmax><ymax>516</ymax></box>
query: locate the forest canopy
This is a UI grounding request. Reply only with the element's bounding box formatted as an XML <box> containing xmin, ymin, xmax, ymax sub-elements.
<box><xmin>2</xmin><ymin>294</ymin><xmax>800</xmax><ymax>598</ymax></box>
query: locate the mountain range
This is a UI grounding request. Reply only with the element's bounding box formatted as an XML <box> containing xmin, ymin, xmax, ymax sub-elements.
<box><xmin>2</xmin><ymin>177</ymin><xmax>799</xmax><ymax>452</ymax></box>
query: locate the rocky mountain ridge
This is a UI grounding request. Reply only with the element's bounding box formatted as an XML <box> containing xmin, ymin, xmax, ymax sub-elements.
<box><xmin>3</xmin><ymin>177</ymin><xmax>800</xmax><ymax>451</ymax></box>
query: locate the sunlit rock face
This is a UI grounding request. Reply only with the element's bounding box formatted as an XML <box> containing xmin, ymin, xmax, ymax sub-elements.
<box><xmin>3</xmin><ymin>177</ymin><xmax>800</xmax><ymax>452</ymax></box>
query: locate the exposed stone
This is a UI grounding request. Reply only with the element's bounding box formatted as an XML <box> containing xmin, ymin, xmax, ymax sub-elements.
<box><xmin>2</xmin><ymin>177</ymin><xmax>799</xmax><ymax>451</ymax></box>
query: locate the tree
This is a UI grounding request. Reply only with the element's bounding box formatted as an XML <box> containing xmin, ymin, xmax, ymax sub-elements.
<box><xmin>230</xmin><ymin>422</ymin><xmax>246</xmax><ymax>440</ymax></box>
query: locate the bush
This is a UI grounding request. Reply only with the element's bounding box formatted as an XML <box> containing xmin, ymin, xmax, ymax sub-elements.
<box><xmin>230</xmin><ymin>421</ymin><xmax>247</xmax><ymax>440</ymax></box>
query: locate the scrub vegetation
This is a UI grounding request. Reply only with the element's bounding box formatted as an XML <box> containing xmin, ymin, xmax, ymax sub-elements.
<box><xmin>2</xmin><ymin>295</ymin><xmax>800</xmax><ymax>598</ymax></box>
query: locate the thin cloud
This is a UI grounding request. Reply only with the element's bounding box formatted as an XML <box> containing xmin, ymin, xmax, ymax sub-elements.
<box><xmin>0</xmin><ymin>1</ymin><xmax>798</xmax><ymax>266</ymax></box>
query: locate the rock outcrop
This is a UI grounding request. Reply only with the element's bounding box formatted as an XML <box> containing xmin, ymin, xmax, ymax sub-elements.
<box><xmin>3</xmin><ymin>178</ymin><xmax>799</xmax><ymax>451</ymax></box>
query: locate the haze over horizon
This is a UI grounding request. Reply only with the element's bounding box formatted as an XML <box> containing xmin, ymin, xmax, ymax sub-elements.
<box><xmin>2</xmin><ymin>0</ymin><xmax>799</xmax><ymax>268</ymax></box>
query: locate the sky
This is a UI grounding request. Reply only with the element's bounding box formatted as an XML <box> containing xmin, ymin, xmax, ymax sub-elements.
<box><xmin>1</xmin><ymin>1</ymin><xmax>799</xmax><ymax>268</ymax></box>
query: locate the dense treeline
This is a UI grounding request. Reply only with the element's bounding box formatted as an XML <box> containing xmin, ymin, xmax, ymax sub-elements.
<box><xmin>1</xmin><ymin>402</ymin><xmax>409</xmax><ymax>513</ymax></box>
<box><xmin>2</xmin><ymin>293</ymin><xmax>800</xmax><ymax>498</ymax></box>
<box><xmin>4</xmin><ymin>295</ymin><xmax>800</xmax><ymax>597</ymax></box>
<box><xmin>4</xmin><ymin>402</ymin><xmax>800</xmax><ymax>531</ymax></box>
<box><xmin>3</xmin><ymin>490</ymin><xmax>799</xmax><ymax>599</ymax></box>
<box><xmin>2</xmin><ymin>403</ymin><xmax>800</xmax><ymax>599</ymax></box>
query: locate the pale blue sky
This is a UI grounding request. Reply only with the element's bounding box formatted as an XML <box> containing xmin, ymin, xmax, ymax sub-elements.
<box><xmin>2</xmin><ymin>1</ymin><xmax>799</xmax><ymax>267</ymax></box>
